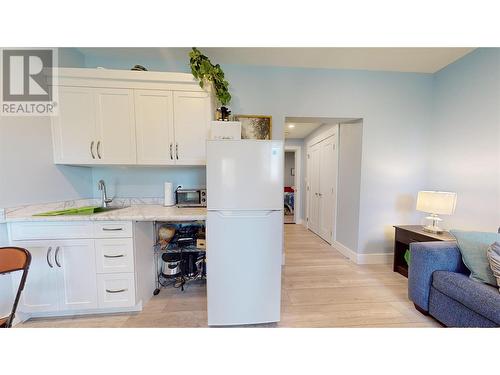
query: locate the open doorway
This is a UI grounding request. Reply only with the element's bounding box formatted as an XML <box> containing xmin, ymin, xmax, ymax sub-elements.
<box><xmin>284</xmin><ymin>117</ymin><xmax>363</xmax><ymax>246</ymax></box>
<box><xmin>284</xmin><ymin>148</ymin><xmax>300</xmax><ymax>224</ymax></box>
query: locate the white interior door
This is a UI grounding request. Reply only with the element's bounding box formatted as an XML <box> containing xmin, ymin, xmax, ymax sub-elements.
<box><xmin>51</xmin><ymin>86</ymin><xmax>96</xmax><ymax>164</ymax></box>
<box><xmin>95</xmin><ymin>88</ymin><xmax>137</xmax><ymax>164</ymax></box>
<box><xmin>308</xmin><ymin>143</ymin><xmax>321</xmax><ymax>234</ymax></box>
<box><xmin>14</xmin><ymin>241</ymin><xmax>59</xmax><ymax>313</ymax></box>
<box><xmin>207</xmin><ymin>210</ymin><xmax>282</xmax><ymax>325</ymax></box>
<box><xmin>318</xmin><ymin>136</ymin><xmax>337</xmax><ymax>243</ymax></box>
<box><xmin>56</xmin><ymin>239</ymin><xmax>98</xmax><ymax>311</ymax></box>
<box><xmin>135</xmin><ymin>90</ymin><xmax>175</xmax><ymax>165</ymax></box>
<box><xmin>173</xmin><ymin>91</ymin><xmax>211</xmax><ymax>165</ymax></box>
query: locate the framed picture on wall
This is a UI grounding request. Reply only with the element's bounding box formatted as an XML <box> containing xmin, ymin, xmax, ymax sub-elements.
<box><xmin>234</xmin><ymin>115</ymin><xmax>272</xmax><ymax>140</ymax></box>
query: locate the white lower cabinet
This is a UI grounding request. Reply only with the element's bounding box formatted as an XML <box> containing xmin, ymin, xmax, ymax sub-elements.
<box><xmin>9</xmin><ymin>221</ymin><xmax>146</xmax><ymax>320</ymax></box>
<box><xmin>97</xmin><ymin>273</ymin><xmax>136</xmax><ymax>308</ymax></box>
<box><xmin>15</xmin><ymin>241</ymin><xmax>60</xmax><ymax>313</ymax></box>
<box><xmin>57</xmin><ymin>240</ymin><xmax>98</xmax><ymax>311</ymax></box>
<box><xmin>14</xmin><ymin>239</ymin><xmax>97</xmax><ymax>313</ymax></box>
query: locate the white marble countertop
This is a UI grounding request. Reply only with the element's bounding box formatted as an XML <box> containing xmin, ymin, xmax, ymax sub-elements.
<box><xmin>5</xmin><ymin>202</ymin><xmax>207</xmax><ymax>223</ymax></box>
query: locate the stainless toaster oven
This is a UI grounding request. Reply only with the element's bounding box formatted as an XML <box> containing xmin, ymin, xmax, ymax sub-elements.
<box><xmin>176</xmin><ymin>188</ymin><xmax>207</xmax><ymax>207</ymax></box>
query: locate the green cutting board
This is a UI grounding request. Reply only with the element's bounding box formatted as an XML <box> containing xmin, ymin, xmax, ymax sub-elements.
<box><xmin>33</xmin><ymin>206</ymin><xmax>98</xmax><ymax>216</ymax></box>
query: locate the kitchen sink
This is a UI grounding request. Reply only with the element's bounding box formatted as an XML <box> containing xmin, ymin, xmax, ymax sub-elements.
<box><xmin>33</xmin><ymin>206</ymin><xmax>129</xmax><ymax>217</ymax></box>
<box><xmin>93</xmin><ymin>206</ymin><xmax>128</xmax><ymax>213</ymax></box>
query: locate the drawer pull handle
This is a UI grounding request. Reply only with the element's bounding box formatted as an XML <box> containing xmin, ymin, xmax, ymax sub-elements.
<box><xmin>104</xmin><ymin>254</ymin><xmax>125</xmax><ymax>258</ymax></box>
<box><xmin>46</xmin><ymin>247</ymin><xmax>53</xmax><ymax>268</ymax></box>
<box><xmin>102</xmin><ymin>227</ymin><xmax>123</xmax><ymax>231</ymax></box>
<box><xmin>106</xmin><ymin>288</ymin><xmax>127</xmax><ymax>294</ymax></box>
<box><xmin>55</xmin><ymin>246</ymin><xmax>61</xmax><ymax>267</ymax></box>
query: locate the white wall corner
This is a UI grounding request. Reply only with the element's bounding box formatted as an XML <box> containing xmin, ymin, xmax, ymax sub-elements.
<box><xmin>332</xmin><ymin>241</ymin><xmax>392</xmax><ymax>265</ymax></box>
<box><xmin>332</xmin><ymin>240</ymin><xmax>357</xmax><ymax>262</ymax></box>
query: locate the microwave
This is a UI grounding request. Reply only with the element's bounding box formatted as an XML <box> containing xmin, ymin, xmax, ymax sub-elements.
<box><xmin>176</xmin><ymin>188</ymin><xmax>207</xmax><ymax>207</ymax></box>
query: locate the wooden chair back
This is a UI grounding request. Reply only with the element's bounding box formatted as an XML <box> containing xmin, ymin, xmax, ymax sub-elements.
<box><xmin>0</xmin><ymin>247</ymin><xmax>31</xmax><ymax>328</ymax></box>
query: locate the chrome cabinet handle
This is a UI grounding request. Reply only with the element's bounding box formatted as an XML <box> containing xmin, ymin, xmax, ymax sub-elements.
<box><xmin>102</xmin><ymin>227</ymin><xmax>123</xmax><ymax>231</ymax></box>
<box><xmin>46</xmin><ymin>247</ymin><xmax>53</xmax><ymax>268</ymax></box>
<box><xmin>90</xmin><ymin>141</ymin><xmax>96</xmax><ymax>159</ymax></box>
<box><xmin>106</xmin><ymin>288</ymin><xmax>127</xmax><ymax>294</ymax></box>
<box><xmin>104</xmin><ymin>254</ymin><xmax>125</xmax><ymax>258</ymax></box>
<box><xmin>175</xmin><ymin>143</ymin><xmax>179</xmax><ymax>160</ymax></box>
<box><xmin>169</xmin><ymin>143</ymin><xmax>173</xmax><ymax>160</ymax></box>
<box><xmin>55</xmin><ymin>246</ymin><xmax>61</xmax><ymax>267</ymax></box>
<box><xmin>97</xmin><ymin>141</ymin><xmax>102</xmax><ymax>159</ymax></box>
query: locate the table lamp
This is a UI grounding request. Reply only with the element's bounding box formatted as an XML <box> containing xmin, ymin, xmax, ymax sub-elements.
<box><xmin>416</xmin><ymin>191</ymin><xmax>457</xmax><ymax>234</ymax></box>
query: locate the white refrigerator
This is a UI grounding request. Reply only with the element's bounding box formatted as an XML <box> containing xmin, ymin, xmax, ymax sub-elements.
<box><xmin>206</xmin><ymin>140</ymin><xmax>283</xmax><ymax>326</ymax></box>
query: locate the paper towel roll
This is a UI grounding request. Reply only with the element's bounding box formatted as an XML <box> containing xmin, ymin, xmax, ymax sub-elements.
<box><xmin>164</xmin><ymin>182</ymin><xmax>175</xmax><ymax>206</ymax></box>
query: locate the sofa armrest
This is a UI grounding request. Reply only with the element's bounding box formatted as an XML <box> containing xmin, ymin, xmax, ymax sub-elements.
<box><xmin>408</xmin><ymin>241</ymin><xmax>468</xmax><ymax>311</ymax></box>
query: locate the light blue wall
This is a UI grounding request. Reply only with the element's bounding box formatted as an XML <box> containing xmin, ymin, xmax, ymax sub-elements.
<box><xmin>429</xmin><ymin>48</ymin><xmax>500</xmax><ymax>231</ymax></box>
<box><xmin>81</xmin><ymin>50</ymin><xmax>433</xmax><ymax>254</ymax></box>
<box><xmin>91</xmin><ymin>167</ymin><xmax>206</xmax><ymax>199</ymax></box>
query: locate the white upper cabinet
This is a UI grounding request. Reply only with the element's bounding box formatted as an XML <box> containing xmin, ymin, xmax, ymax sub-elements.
<box><xmin>50</xmin><ymin>68</ymin><xmax>213</xmax><ymax>166</ymax></box>
<box><xmin>135</xmin><ymin>90</ymin><xmax>175</xmax><ymax>165</ymax></box>
<box><xmin>52</xmin><ymin>86</ymin><xmax>96</xmax><ymax>164</ymax></box>
<box><xmin>94</xmin><ymin>88</ymin><xmax>137</xmax><ymax>164</ymax></box>
<box><xmin>173</xmin><ymin>91</ymin><xmax>211</xmax><ymax>165</ymax></box>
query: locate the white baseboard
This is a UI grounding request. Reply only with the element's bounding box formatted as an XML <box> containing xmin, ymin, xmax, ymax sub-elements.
<box><xmin>332</xmin><ymin>240</ymin><xmax>357</xmax><ymax>262</ymax></box>
<box><xmin>331</xmin><ymin>241</ymin><xmax>392</xmax><ymax>265</ymax></box>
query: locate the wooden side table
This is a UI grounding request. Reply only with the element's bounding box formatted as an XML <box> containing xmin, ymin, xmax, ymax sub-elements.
<box><xmin>393</xmin><ymin>225</ymin><xmax>455</xmax><ymax>277</ymax></box>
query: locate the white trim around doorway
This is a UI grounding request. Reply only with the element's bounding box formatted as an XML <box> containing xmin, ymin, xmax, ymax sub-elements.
<box><xmin>284</xmin><ymin>145</ymin><xmax>302</xmax><ymax>224</ymax></box>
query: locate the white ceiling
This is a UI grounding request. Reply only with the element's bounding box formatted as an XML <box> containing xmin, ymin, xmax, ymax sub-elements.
<box><xmin>284</xmin><ymin>122</ymin><xmax>322</xmax><ymax>139</ymax></box>
<box><xmin>78</xmin><ymin>47</ymin><xmax>474</xmax><ymax>73</ymax></box>
<box><xmin>284</xmin><ymin>117</ymin><xmax>361</xmax><ymax>139</ymax></box>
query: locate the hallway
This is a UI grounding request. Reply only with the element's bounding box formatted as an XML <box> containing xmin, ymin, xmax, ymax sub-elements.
<box><xmin>19</xmin><ymin>224</ymin><xmax>438</xmax><ymax>328</ymax></box>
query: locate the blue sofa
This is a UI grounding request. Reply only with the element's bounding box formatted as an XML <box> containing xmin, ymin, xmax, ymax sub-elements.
<box><xmin>408</xmin><ymin>241</ymin><xmax>500</xmax><ymax>327</ymax></box>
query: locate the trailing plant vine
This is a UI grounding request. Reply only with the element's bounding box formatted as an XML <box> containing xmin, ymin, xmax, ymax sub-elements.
<box><xmin>189</xmin><ymin>47</ymin><xmax>231</xmax><ymax>106</ymax></box>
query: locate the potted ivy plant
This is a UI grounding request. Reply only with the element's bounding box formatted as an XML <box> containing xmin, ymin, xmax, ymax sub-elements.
<box><xmin>189</xmin><ymin>47</ymin><xmax>232</xmax><ymax>120</ymax></box>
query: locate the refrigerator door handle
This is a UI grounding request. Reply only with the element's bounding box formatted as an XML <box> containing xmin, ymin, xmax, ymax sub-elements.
<box><xmin>214</xmin><ymin>210</ymin><xmax>276</xmax><ymax>218</ymax></box>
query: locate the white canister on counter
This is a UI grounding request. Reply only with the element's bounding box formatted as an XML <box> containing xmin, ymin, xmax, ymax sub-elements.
<box><xmin>164</xmin><ymin>182</ymin><xmax>175</xmax><ymax>206</ymax></box>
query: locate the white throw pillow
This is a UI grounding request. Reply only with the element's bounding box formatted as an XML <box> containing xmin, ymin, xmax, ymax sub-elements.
<box><xmin>487</xmin><ymin>241</ymin><xmax>500</xmax><ymax>292</ymax></box>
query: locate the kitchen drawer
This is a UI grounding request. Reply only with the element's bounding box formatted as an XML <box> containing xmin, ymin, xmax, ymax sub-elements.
<box><xmin>95</xmin><ymin>238</ymin><xmax>134</xmax><ymax>274</ymax></box>
<box><xmin>93</xmin><ymin>221</ymin><xmax>133</xmax><ymax>238</ymax></box>
<box><xmin>97</xmin><ymin>273</ymin><xmax>136</xmax><ymax>308</ymax></box>
<box><xmin>9</xmin><ymin>221</ymin><xmax>93</xmax><ymax>241</ymax></box>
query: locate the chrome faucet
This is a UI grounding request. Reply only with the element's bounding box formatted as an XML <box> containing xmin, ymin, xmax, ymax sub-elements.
<box><xmin>97</xmin><ymin>179</ymin><xmax>113</xmax><ymax>208</ymax></box>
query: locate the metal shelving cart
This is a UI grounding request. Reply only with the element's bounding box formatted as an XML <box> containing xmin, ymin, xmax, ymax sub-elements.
<box><xmin>153</xmin><ymin>221</ymin><xmax>206</xmax><ymax>295</ymax></box>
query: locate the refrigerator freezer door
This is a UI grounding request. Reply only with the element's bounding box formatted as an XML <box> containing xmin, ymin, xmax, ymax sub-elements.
<box><xmin>207</xmin><ymin>140</ymin><xmax>283</xmax><ymax>210</ymax></box>
<box><xmin>207</xmin><ymin>210</ymin><xmax>283</xmax><ymax>325</ymax></box>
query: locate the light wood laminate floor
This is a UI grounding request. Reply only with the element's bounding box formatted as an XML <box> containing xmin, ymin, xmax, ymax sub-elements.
<box><xmin>19</xmin><ymin>224</ymin><xmax>439</xmax><ymax>328</ymax></box>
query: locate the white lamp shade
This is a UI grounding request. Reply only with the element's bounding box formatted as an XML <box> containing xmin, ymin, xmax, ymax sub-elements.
<box><xmin>416</xmin><ymin>191</ymin><xmax>457</xmax><ymax>215</ymax></box>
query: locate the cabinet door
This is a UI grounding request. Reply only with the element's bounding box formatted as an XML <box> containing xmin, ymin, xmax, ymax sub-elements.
<box><xmin>95</xmin><ymin>88</ymin><xmax>137</xmax><ymax>164</ymax></box>
<box><xmin>51</xmin><ymin>86</ymin><xmax>96</xmax><ymax>164</ymax></box>
<box><xmin>134</xmin><ymin>90</ymin><xmax>175</xmax><ymax>165</ymax></box>
<box><xmin>14</xmin><ymin>241</ymin><xmax>59</xmax><ymax>313</ymax></box>
<box><xmin>55</xmin><ymin>239</ymin><xmax>98</xmax><ymax>311</ymax></box>
<box><xmin>173</xmin><ymin>91</ymin><xmax>211</xmax><ymax>165</ymax></box>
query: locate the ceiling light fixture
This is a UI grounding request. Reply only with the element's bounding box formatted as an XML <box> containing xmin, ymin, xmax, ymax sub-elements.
<box><xmin>288</xmin><ymin>124</ymin><xmax>295</xmax><ymax>128</ymax></box>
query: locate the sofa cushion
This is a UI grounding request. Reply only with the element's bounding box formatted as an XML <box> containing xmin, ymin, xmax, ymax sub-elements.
<box><xmin>450</xmin><ymin>230</ymin><xmax>499</xmax><ymax>286</ymax></box>
<box><xmin>432</xmin><ymin>271</ymin><xmax>500</xmax><ymax>324</ymax></box>
<box><xmin>487</xmin><ymin>242</ymin><xmax>500</xmax><ymax>292</ymax></box>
